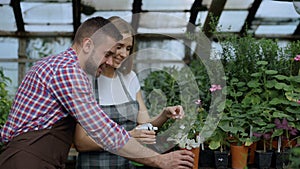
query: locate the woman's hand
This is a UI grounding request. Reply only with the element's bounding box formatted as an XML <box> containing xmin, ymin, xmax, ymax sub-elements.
<box><xmin>129</xmin><ymin>126</ymin><xmax>156</xmax><ymax>144</ymax></box>
<box><xmin>163</xmin><ymin>105</ymin><xmax>185</xmax><ymax>119</ymax></box>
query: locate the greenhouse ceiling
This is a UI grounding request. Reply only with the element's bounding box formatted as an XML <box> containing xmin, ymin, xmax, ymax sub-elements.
<box><xmin>0</xmin><ymin>0</ymin><xmax>300</xmax><ymax>40</ymax></box>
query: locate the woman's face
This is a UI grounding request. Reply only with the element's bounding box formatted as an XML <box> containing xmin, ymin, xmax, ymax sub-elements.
<box><xmin>112</xmin><ymin>33</ymin><xmax>133</xmax><ymax>68</ymax></box>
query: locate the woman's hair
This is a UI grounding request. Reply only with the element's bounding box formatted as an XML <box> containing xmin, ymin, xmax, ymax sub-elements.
<box><xmin>73</xmin><ymin>16</ymin><xmax>122</xmax><ymax>46</ymax></box>
<box><xmin>108</xmin><ymin>16</ymin><xmax>136</xmax><ymax>75</ymax></box>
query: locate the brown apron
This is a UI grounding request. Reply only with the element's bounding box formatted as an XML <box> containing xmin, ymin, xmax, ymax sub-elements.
<box><xmin>0</xmin><ymin>115</ymin><xmax>76</xmax><ymax>169</ymax></box>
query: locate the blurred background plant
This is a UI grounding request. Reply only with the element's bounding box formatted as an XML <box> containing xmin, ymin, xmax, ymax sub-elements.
<box><xmin>0</xmin><ymin>68</ymin><xmax>12</xmax><ymax>151</ymax></box>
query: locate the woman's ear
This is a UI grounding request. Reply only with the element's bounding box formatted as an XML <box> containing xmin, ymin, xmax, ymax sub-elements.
<box><xmin>82</xmin><ymin>38</ymin><xmax>94</xmax><ymax>53</ymax></box>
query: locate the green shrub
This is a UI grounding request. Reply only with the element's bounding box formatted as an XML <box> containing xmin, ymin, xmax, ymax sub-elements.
<box><xmin>0</xmin><ymin>68</ymin><xmax>12</xmax><ymax>150</ymax></box>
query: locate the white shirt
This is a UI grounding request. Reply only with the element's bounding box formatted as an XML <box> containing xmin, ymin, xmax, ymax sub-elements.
<box><xmin>96</xmin><ymin>71</ymin><xmax>140</xmax><ymax>105</ymax></box>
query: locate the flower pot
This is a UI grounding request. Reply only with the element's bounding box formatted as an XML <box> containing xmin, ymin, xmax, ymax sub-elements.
<box><xmin>274</xmin><ymin>151</ymin><xmax>290</xmax><ymax>169</ymax></box>
<box><xmin>199</xmin><ymin>149</ymin><xmax>214</xmax><ymax>167</ymax></box>
<box><xmin>214</xmin><ymin>150</ymin><xmax>229</xmax><ymax>169</ymax></box>
<box><xmin>230</xmin><ymin>144</ymin><xmax>249</xmax><ymax>169</ymax></box>
<box><xmin>248</xmin><ymin>142</ymin><xmax>257</xmax><ymax>165</ymax></box>
<box><xmin>182</xmin><ymin>147</ymin><xmax>200</xmax><ymax>169</ymax></box>
<box><xmin>282</xmin><ymin>139</ymin><xmax>297</xmax><ymax>149</ymax></box>
<box><xmin>255</xmin><ymin>150</ymin><xmax>273</xmax><ymax>169</ymax></box>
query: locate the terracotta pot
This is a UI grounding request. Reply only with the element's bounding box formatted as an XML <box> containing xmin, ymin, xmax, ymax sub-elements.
<box><xmin>230</xmin><ymin>144</ymin><xmax>249</xmax><ymax>169</ymax></box>
<box><xmin>282</xmin><ymin>139</ymin><xmax>297</xmax><ymax>149</ymax></box>
<box><xmin>182</xmin><ymin>147</ymin><xmax>200</xmax><ymax>169</ymax></box>
<box><xmin>248</xmin><ymin>142</ymin><xmax>257</xmax><ymax>165</ymax></box>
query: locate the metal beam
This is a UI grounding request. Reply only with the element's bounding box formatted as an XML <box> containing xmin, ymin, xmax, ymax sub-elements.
<box><xmin>293</xmin><ymin>23</ymin><xmax>300</xmax><ymax>37</ymax></box>
<box><xmin>10</xmin><ymin>0</ymin><xmax>25</xmax><ymax>32</ymax></box>
<box><xmin>240</xmin><ymin>0</ymin><xmax>262</xmax><ymax>36</ymax></box>
<box><xmin>0</xmin><ymin>30</ymin><xmax>299</xmax><ymax>41</ymax></box>
<box><xmin>131</xmin><ymin>0</ymin><xmax>142</xmax><ymax>32</ymax></box>
<box><xmin>0</xmin><ymin>31</ymin><xmax>73</xmax><ymax>37</ymax></box>
<box><xmin>187</xmin><ymin>0</ymin><xmax>205</xmax><ymax>33</ymax></box>
<box><xmin>202</xmin><ymin>0</ymin><xmax>227</xmax><ymax>38</ymax></box>
<box><xmin>185</xmin><ymin>0</ymin><xmax>205</xmax><ymax>64</ymax></box>
<box><xmin>72</xmin><ymin>0</ymin><xmax>81</xmax><ymax>39</ymax></box>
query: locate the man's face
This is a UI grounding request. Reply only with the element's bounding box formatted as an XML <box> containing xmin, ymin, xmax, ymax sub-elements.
<box><xmin>84</xmin><ymin>36</ymin><xmax>116</xmax><ymax>77</ymax></box>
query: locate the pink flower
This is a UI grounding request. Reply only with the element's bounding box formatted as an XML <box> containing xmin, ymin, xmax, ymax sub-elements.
<box><xmin>275</xmin><ymin>118</ymin><xmax>289</xmax><ymax>130</ymax></box>
<box><xmin>210</xmin><ymin>84</ymin><xmax>222</xmax><ymax>92</ymax></box>
<box><xmin>289</xmin><ymin>127</ymin><xmax>298</xmax><ymax>136</ymax></box>
<box><xmin>294</xmin><ymin>55</ymin><xmax>300</xmax><ymax>61</ymax></box>
<box><xmin>195</xmin><ymin>99</ymin><xmax>201</xmax><ymax>105</ymax></box>
<box><xmin>297</xmin><ymin>100</ymin><xmax>300</xmax><ymax>104</ymax></box>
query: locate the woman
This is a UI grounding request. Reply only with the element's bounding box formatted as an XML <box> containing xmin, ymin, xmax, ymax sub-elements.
<box><xmin>74</xmin><ymin>16</ymin><xmax>184</xmax><ymax>169</ymax></box>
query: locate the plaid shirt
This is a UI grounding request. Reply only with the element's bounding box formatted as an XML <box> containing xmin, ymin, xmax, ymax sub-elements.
<box><xmin>0</xmin><ymin>48</ymin><xmax>130</xmax><ymax>151</ymax></box>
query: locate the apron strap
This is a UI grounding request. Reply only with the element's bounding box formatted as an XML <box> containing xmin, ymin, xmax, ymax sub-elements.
<box><xmin>116</xmin><ymin>71</ymin><xmax>134</xmax><ymax>102</ymax></box>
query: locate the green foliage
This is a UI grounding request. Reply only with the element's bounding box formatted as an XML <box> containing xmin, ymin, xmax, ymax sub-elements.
<box><xmin>289</xmin><ymin>147</ymin><xmax>300</xmax><ymax>168</ymax></box>
<box><xmin>142</xmin><ymin>32</ymin><xmax>300</xmax><ymax>153</ymax></box>
<box><xmin>0</xmin><ymin>68</ymin><xmax>12</xmax><ymax>150</ymax></box>
<box><xmin>142</xmin><ymin>67</ymin><xmax>181</xmax><ymax>132</ymax></box>
<box><xmin>142</xmin><ymin>64</ymin><xmax>208</xmax><ymax>147</ymax></box>
<box><xmin>220</xmin><ymin>34</ymin><xmax>290</xmax><ymax>82</ymax></box>
<box><xmin>0</xmin><ymin>68</ymin><xmax>12</xmax><ymax>127</ymax></box>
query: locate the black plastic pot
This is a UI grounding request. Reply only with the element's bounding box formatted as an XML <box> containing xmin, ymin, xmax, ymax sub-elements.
<box><xmin>274</xmin><ymin>151</ymin><xmax>290</xmax><ymax>169</ymax></box>
<box><xmin>199</xmin><ymin>149</ymin><xmax>214</xmax><ymax>167</ymax></box>
<box><xmin>255</xmin><ymin>150</ymin><xmax>273</xmax><ymax>169</ymax></box>
<box><xmin>214</xmin><ymin>151</ymin><xmax>229</xmax><ymax>169</ymax></box>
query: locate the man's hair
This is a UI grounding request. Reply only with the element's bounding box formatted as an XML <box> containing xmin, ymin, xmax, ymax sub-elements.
<box><xmin>73</xmin><ymin>16</ymin><xmax>122</xmax><ymax>46</ymax></box>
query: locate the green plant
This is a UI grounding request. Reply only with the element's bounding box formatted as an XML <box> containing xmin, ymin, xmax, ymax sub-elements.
<box><xmin>0</xmin><ymin>68</ymin><xmax>12</xmax><ymax>127</ymax></box>
<box><xmin>142</xmin><ymin>65</ymin><xmax>203</xmax><ymax>149</ymax></box>
<box><xmin>243</xmin><ymin>60</ymin><xmax>300</xmax><ymax>152</ymax></box>
<box><xmin>220</xmin><ymin>34</ymin><xmax>290</xmax><ymax>82</ymax></box>
<box><xmin>289</xmin><ymin>147</ymin><xmax>300</xmax><ymax>168</ymax></box>
<box><xmin>0</xmin><ymin>68</ymin><xmax>12</xmax><ymax>150</ymax></box>
<box><xmin>217</xmin><ymin>77</ymin><xmax>254</xmax><ymax>146</ymax></box>
<box><xmin>207</xmin><ymin>124</ymin><xmax>229</xmax><ymax>152</ymax></box>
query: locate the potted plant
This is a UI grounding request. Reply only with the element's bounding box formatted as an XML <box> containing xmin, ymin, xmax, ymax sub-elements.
<box><xmin>166</xmin><ymin>113</ymin><xmax>204</xmax><ymax>169</ymax></box>
<box><xmin>207</xmin><ymin>124</ymin><xmax>229</xmax><ymax>169</ymax></box>
<box><xmin>242</xmin><ymin>58</ymin><xmax>300</xmax><ymax>168</ymax></box>
<box><xmin>216</xmin><ymin>77</ymin><xmax>254</xmax><ymax>169</ymax></box>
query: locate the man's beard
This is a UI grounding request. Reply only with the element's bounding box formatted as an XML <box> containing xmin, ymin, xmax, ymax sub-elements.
<box><xmin>84</xmin><ymin>50</ymin><xmax>98</xmax><ymax>77</ymax></box>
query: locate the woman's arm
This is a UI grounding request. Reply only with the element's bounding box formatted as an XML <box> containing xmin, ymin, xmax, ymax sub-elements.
<box><xmin>73</xmin><ymin>123</ymin><xmax>103</xmax><ymax>152</ymax></box>
<box><xmin>136</xmin><ymin>90</ymin><xmax>184</xmax><ymax>127</ymax></box>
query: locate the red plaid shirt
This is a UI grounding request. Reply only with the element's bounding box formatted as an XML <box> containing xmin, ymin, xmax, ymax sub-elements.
<box><xmin>0</xmin><ymin>48</ymin><xmax>130</xmax><ymax>151</ymax></box>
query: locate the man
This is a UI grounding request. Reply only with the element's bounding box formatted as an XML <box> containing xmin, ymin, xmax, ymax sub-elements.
<box><xmin>0</xmin><ymin>16</ymin><xmax>194</xmax><ymax>169</ymax></box>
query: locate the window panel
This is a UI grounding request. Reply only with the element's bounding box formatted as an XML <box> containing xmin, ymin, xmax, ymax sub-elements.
<box><xmin>81</xmin><ymin>12</ymin><xmax>132</xmax><ymax>23</ymax></box>
<box><xmin>82</xmin><ymin>0</ymin><xmax>133</xmax><ymax>10</ymax></box>
<box><xmin>255</xmin><ymin>25</ymin><xmax>298</xmax><ymax>35</ymax></box>
<box><xmin>21</xmin><ymin>2</ymin><xmax>72</xmax><ymax>25</ymax></box>
<box><xmin>142</xmin><ymin>0</ymin><xmax>194</xmax><ymax>11</ymax></box>
<box><xmin>202</xmin><ymin>0</ymin><xmax>254</xmax><ymax>10</ymax></box>
<box><xmin>0</xmin><ymin>5</ymin><xmax>17</xmax><ymax>31</ymax></box>
<box><xmin>0</xmin><ymin>38</ymin><xmax>19</xmax><ymax>95</ymax></box>
<box><xmin>139</xmin><ymin>12</ymin><xmax>190</xmax><ymax>28</ymax></box>
<box><xmin>256</xmin><ymin>1</ymin><xmax>299</xmax><ymax>19</ymax></box>
<box><xmin>218</xmin><ymin>11</ymin><xmax>249</xmax><ymax>32</ymax></box>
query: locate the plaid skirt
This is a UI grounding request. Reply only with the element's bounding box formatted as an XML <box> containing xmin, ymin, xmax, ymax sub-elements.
<box><xmin>77</xmin><ymin>151</ymin><xmax>135</xmax><ymax>169</ymax></box>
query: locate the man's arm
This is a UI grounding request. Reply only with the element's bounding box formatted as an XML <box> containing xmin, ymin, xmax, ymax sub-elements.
<box><xmin>117</xmin><ymin>138</ymin><xmax>195</xmax><ymax>169</ymax></box>
<box><xmin>74</xmin><ymin>124</ymin><xmax>194</xmax><ymax>169</ymax></box>
<box><xmin>52</xmin><ymin>66</ymin><xmax>130</xmax><ymax>151</ymax></box>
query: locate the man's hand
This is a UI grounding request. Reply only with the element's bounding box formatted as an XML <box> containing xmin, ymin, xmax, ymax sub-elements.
<box><xmin>157</xmin><ymin>150</ymin><xmax>195</xmax><ymax>169</ymax></box>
